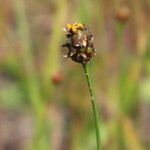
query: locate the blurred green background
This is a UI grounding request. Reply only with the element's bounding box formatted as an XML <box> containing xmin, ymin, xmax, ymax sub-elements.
<box><xmin>0</xmin><ymin>0</ymin><xmax>150</xmax><ymax>150</ymax></box>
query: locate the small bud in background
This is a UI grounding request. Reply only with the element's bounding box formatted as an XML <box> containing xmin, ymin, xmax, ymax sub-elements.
<box><xmin>115</xmin><ymin>6</ymin><xmax>130</xmax><ymax>23</ymax></box>
<box><xmin>51</xmin><ymin>71</ymin><xmax>64</xmax><ymax>85</ymax></box>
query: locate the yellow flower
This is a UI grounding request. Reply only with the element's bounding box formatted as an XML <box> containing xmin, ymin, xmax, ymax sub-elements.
<box><xmin>67</xmin><ymin>22</ymin><xmax>84</xmax><ymax>33</ymax></box>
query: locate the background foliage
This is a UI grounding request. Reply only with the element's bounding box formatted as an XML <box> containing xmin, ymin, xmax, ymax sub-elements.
<box><xmin>0</xmin><ymin>0</ymin><xmax>150</xmax><ymax>149</ymax></box>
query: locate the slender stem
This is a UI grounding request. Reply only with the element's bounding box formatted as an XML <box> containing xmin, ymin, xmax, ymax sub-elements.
<box><xmin>82</xmin><ymin>63</ymin><xmax>101</xmax><ymax>150</ymax></box>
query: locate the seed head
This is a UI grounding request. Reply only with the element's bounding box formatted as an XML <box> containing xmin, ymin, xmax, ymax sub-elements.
<box><xmin>62</xmin><ymin>23</ymin><xmax>96</xmax><ymax>64</ymax></box>
<box><xmin>51</xmin><ymin>71</ymin><xmax>64</xmax><ymax>85</ymax></box>
<box><xmin>115</xmin><ymin>6</ymin><xmax>130</xmax><ymax>23</ymax></box>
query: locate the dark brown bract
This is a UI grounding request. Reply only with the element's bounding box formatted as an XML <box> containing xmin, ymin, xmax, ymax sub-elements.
<box><xmin>62</xmin><ymin>23</ymin><xmax>96</xmax><ymax>64</ymax></box>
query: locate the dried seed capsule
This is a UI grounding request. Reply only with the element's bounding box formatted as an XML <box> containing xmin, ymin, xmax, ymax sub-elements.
<box><xmin>51</xmin><ymin>71</ymin><xmax>64</xmax><ymax>85</ymax></box>
<box><xmin>62</xmin><ymin>23</ymin><xmax>96</xmax><ymax>64</ymax></box>
<box><xmin>116</xmin><ymin>6</ymin><xmax>130</xmax><ymax>23</ymax></box>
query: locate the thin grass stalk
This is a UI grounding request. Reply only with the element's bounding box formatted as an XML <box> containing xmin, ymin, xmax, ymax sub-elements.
<box><xmin>12</xmin><ymin>0</ymin><xmax>48</xmax><ymax>149</ymax></box>
<box><xmin>82</xmin><ymin>63</ymin><xmax>101</xmax><ymax>150</ymax></box>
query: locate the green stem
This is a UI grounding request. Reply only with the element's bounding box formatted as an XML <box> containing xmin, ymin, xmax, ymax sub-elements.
<box><xmin>82</xmin><ymin>63</ymin><xmax>101</xmax><ymax>150</ymax></box>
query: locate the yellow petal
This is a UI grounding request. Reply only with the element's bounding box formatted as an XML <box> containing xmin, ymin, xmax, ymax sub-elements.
<box><xmin>67</xmin><ymin>23</ymin><xmax>72</xmax><ymax>30</ymax></box>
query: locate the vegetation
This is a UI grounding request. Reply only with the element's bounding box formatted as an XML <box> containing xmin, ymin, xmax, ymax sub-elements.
<box><xmin>0</xmin><ymin>0</ymin><xmax>150</xmax><ymax>150</ymax></box>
